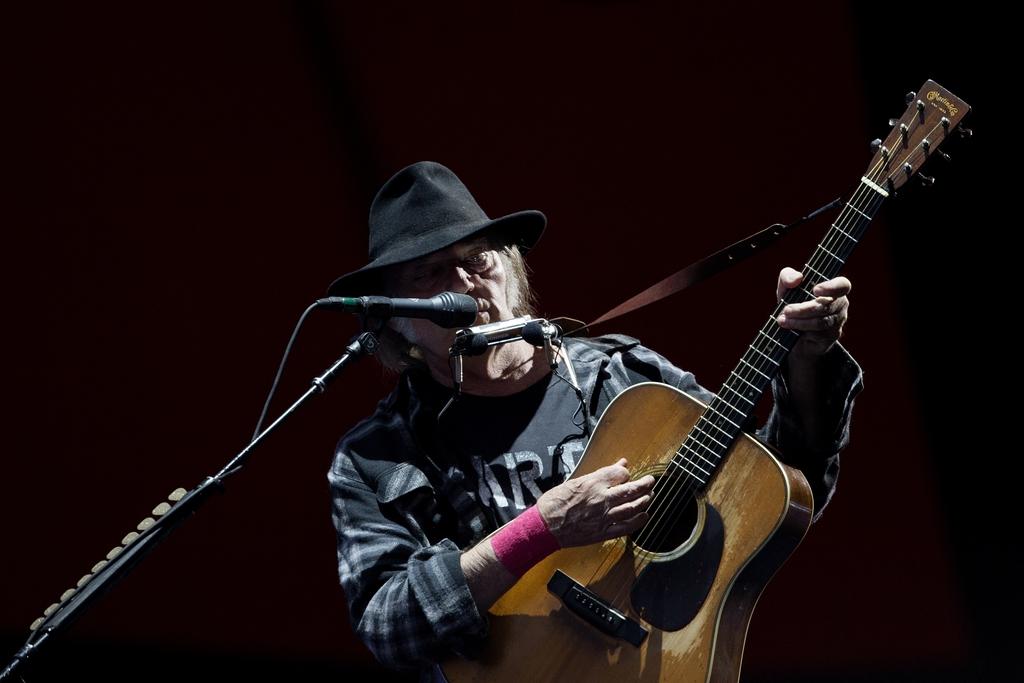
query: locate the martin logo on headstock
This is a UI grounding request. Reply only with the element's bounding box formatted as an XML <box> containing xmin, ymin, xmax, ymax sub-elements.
<box><xmin>866</xmin><ymin>79</ymin><xmax>971</xmax><ymax>197</ymax></box>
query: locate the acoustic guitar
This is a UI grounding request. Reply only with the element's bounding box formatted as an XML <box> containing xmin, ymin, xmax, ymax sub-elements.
<box><xmin>442</xmin><ymin>80</ymin><xmax>970</xmax><ymax>683</ymax></box>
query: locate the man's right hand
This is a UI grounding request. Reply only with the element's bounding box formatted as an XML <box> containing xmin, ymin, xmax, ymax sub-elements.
<box><xmin>536</xmin><ymin>458</ymin><xmax>654</xmax><ymax>547</ymax></box>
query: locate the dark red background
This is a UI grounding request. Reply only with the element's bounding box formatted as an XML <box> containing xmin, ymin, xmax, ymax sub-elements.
<box><xmin>2</xmin><ymin>4</ymin><xmax>1010</xmax><ymax>681</ymax></box>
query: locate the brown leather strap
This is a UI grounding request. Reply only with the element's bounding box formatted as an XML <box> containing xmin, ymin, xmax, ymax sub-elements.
<box><xmin>581</xmin><ymin>197</ymin><xmax>842</xmax><ymax>332</ymax></box>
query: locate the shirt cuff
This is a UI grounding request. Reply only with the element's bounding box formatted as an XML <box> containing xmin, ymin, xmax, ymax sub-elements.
<box><xmin>407</xmin><ymin>540</ymin><xmax>489</xmax><ymax>656</ymax></box>
<box><xmin>765</xmin><ymin>341</ymin><xmax>864</xmax><ymax>520</ymax></box>
<box><xmin>771</xmin><ymin>340</ymin><xmax>864</xmax><ymax>457</ymax></box>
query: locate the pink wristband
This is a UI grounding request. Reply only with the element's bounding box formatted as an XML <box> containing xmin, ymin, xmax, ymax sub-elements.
<box><xmin>490</xmin><ymin>505</ymin><xmax>561</xmax><ymax>577</ymax></box>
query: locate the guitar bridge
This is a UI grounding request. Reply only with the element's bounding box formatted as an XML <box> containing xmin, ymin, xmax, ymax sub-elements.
<box><xmin>547</xmin><ymin>569</ymin><xmax>648</xmax><ymax>647</ymax></box>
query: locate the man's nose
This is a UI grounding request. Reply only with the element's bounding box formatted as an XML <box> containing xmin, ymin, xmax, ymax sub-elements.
<box><xmin>448</xmin><ymin>265</ymin><xmax>475</xmax><ymax>294</ymax></box>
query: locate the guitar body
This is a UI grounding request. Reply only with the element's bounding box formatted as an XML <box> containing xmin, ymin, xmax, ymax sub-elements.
<box><xmin>443</xmin><ymin>382</ymin><xmax>814</xmax><ymax>683</ymax></box>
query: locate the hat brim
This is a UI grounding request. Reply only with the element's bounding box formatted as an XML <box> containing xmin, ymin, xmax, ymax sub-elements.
<box><xmin>326</xmin><ymin>209</ymin><xmax>546</xmax><ymax>296</ymax></box>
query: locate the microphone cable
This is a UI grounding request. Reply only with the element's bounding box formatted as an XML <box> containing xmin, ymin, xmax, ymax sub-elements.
<box><xmin>251</xmin><ymin>301</ymin><xmax>320</xmax><ymax>442</ymax></box>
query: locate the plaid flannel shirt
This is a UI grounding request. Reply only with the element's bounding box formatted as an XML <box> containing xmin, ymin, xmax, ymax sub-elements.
<box><xmin>328</xmin><ymin>334</ymin><xmax>864</xmax><ymax>673</ymax></box>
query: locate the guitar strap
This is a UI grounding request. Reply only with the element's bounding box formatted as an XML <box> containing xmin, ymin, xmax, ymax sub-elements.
<box><xmin>577</xmin><ymin>196</ymin><xmax>843</xmax><ymax>333</ymax></box>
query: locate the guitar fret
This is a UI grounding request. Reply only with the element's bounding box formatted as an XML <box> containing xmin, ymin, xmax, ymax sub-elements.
<box><xmin>831</xmin><ymin>223</ymin><xmax>859</xmax><ymax>242</ymax></box>
<box><xmin>804</xmin><ymin>263</ymin><xmax>828</xmax><ymax>282</ymax></box>
<box><xmin>739</xmin><ymin>359</ymin><xmax>770</xmax><ymax>382</ymax></box>
<box><xmin>758</xmin><ymin>329</ymin><xmax>787</xmax><ymax>351</ymax></box>
<box><xmin>708</xmin><ymin>401</ymin><xmax>743</xmax><ymax>430</ymax></box>
<box><xmin>680</xmin><ymin>441</ymin><xmax>717</xmax><ymax>469</ymax></box>
<box><xmin>723</xmin><ymin>379</ymin><xmax>756</xmax><ymax>404</ymax></box>
<box><xmin>701</xmin><ymin>412</ymin><xmax>737</xmax><ymax>436</ymax></box>
<box><xmin>819</xmin><ymin>245</ymin><xmax>845</xmax><ymax>265</ymax></box>
<box><xmin>846</xmin><ymin>202</ymin><xmax>871</xmax><ymax>221</ymax></box>
<box><xmin>691</xmin><ymin>424</ymin><xmax>728</xmax><ymax>450</ymax></box>
<box><xmin>748</xmin><ymin>344</ymin><xmax>779</xmax><ymax>367</ymax></box>
<box><xmin>669</xmin><ymin>455</ymin><xmax>708</xmax><ymax>482</ymax></box>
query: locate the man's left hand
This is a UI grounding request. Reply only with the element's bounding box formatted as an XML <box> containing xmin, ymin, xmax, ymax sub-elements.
<box><xmin>775</xmin><ymin>267</ymin><xmax>850</xmax><ymax>357</ymax></box>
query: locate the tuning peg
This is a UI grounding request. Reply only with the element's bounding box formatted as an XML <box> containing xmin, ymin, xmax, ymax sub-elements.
<box><xmin>888</xmin><ymin>118</ymin><xmax>900</xmax><ymax>127</ymax></box>
<box><xmin>870</xmin><ymin>138</ymin><xmax>882</xmax><ymax>152</ymax></box>
<box><xmin>922</xmin><ymin>139</ymin><xmax>948</xmax><ymax>160</ymax></box>
<box><xmin>905</xmin><ymin>90</ymin><xmax>917</xmax><ymax>104</ymax></box>
<box><xmin>959</xmin><ymin>127</ymin><xmax>973</xmax><ymax>139</ymax></box>
<box><xmin>919</xmin><ymin>173</ymin><xmax>936</xmax><ymax>186</ymax></box>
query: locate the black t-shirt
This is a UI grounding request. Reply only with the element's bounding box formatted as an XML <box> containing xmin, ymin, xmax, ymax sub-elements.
<box><xmin>419</xmin><ymin>368</ymin><xmax>588</xmax><ymax>528</ymax></box>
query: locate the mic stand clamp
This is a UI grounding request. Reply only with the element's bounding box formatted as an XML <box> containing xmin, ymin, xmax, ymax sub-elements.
<box><xmin>314</xmin><ymin>329</ymin><xmax>378</xmax><ymax>393</ymax></box>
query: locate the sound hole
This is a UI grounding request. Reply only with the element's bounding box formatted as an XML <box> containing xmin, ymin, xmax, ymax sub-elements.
<box><xmin>629</xmin><ymin>471</ymin><xmax>700</xmax><ymax>555</ymax></box>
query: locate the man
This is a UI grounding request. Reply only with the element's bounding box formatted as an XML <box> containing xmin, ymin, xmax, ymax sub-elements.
<box><xmin>327</xmin><ymin>161</ymin><xmax>864</xmax><ymax>678</ymax></box>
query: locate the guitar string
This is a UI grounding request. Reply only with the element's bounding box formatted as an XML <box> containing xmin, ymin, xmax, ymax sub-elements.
<box><xmin>625</xmin><ymin>142</ymin><xmax>898</xmax><ymax>579</ymax></box>
<box><xmin>586</xmin><ymin>116</ymin><xmax>942</xmax><ymax>611</ymax></box>
<box><xmin>634</xmin><ymin>114</ymin><xmax>947</xmax><ymax>574</ymax></box>
<box><xmin>624</xmin><ymin>162</ymin><xmax>880</xmax><ymax>548</ymax></box>
<box><xmin>592</xmin><ymin>167</ymin><xmax>886</xmax><ymax>612</ymax></box>
<box><xmin>636</xmin><ymin>166</ymin><xmax>885</xmax><ymax>550</ymax></box>
<box><xmin>601</xmin><ymin>116</ymin><xmax>946</xmax><ymax>614</ymax></box>
<box><xmin>578</xmin><ymin>167</ymin><xmax>885</xmax><ymax>601</ymax></box>
<box><xmin>638</xmin><ymin>194</ymin><xmax>875</xmax><ymax>587</ymax></box>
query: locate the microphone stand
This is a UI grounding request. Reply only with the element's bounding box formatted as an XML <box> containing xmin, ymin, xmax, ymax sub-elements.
<box><xmin>0</xmin><ymin>329</ymin><xmax>380</xmax><ymax>682</ymax></box>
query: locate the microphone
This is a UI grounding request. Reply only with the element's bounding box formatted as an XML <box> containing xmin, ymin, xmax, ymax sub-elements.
<box><xmin>316</xmin><ymin>292</ymin><xmax>478</xmax><ymax>328</ymax></box>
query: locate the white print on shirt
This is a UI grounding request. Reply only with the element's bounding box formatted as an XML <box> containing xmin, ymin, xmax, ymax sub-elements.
<box><xmin>470</xmin><ymin>441</ymin><xmax>586</xmax><ymax>512</ymax></box>
<box><xmin>472</xmin><ymin>456</ymin><xmax>505</xmax><ymax>508</ymax></box>
<box><xmin>514</xmin><ymin>451</ymin><xmax>544</xmax><ymax>502</ymax></box>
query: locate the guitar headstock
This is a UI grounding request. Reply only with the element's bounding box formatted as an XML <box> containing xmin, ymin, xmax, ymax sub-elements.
<box><xmin>866</xmin><ymin>79</ymin><xmax>971</xmax><ymax>195</ymax></box>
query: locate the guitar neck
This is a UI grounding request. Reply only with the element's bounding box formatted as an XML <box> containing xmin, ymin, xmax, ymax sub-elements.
<box><xmin>667</xmin><ymin>183</ymin><xmax>884</xmax><ymax>488</ymax></box>
<box><xmin>667</xmin><ymin>78</ymin><xmax>971</xmax><ymax>488</ymax></box>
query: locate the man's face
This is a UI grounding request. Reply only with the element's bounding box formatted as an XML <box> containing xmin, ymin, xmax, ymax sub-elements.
<box><xmin>383</xmin><ymin>235</ymin><xmax>516</xmax><ymax>360</ymax></box>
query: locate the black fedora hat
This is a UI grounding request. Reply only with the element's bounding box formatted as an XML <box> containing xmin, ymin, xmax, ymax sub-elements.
<box><xmin>327</xmin><ymin>161</ymin><xmax>546</xmax><ymax>296</ymax></box>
